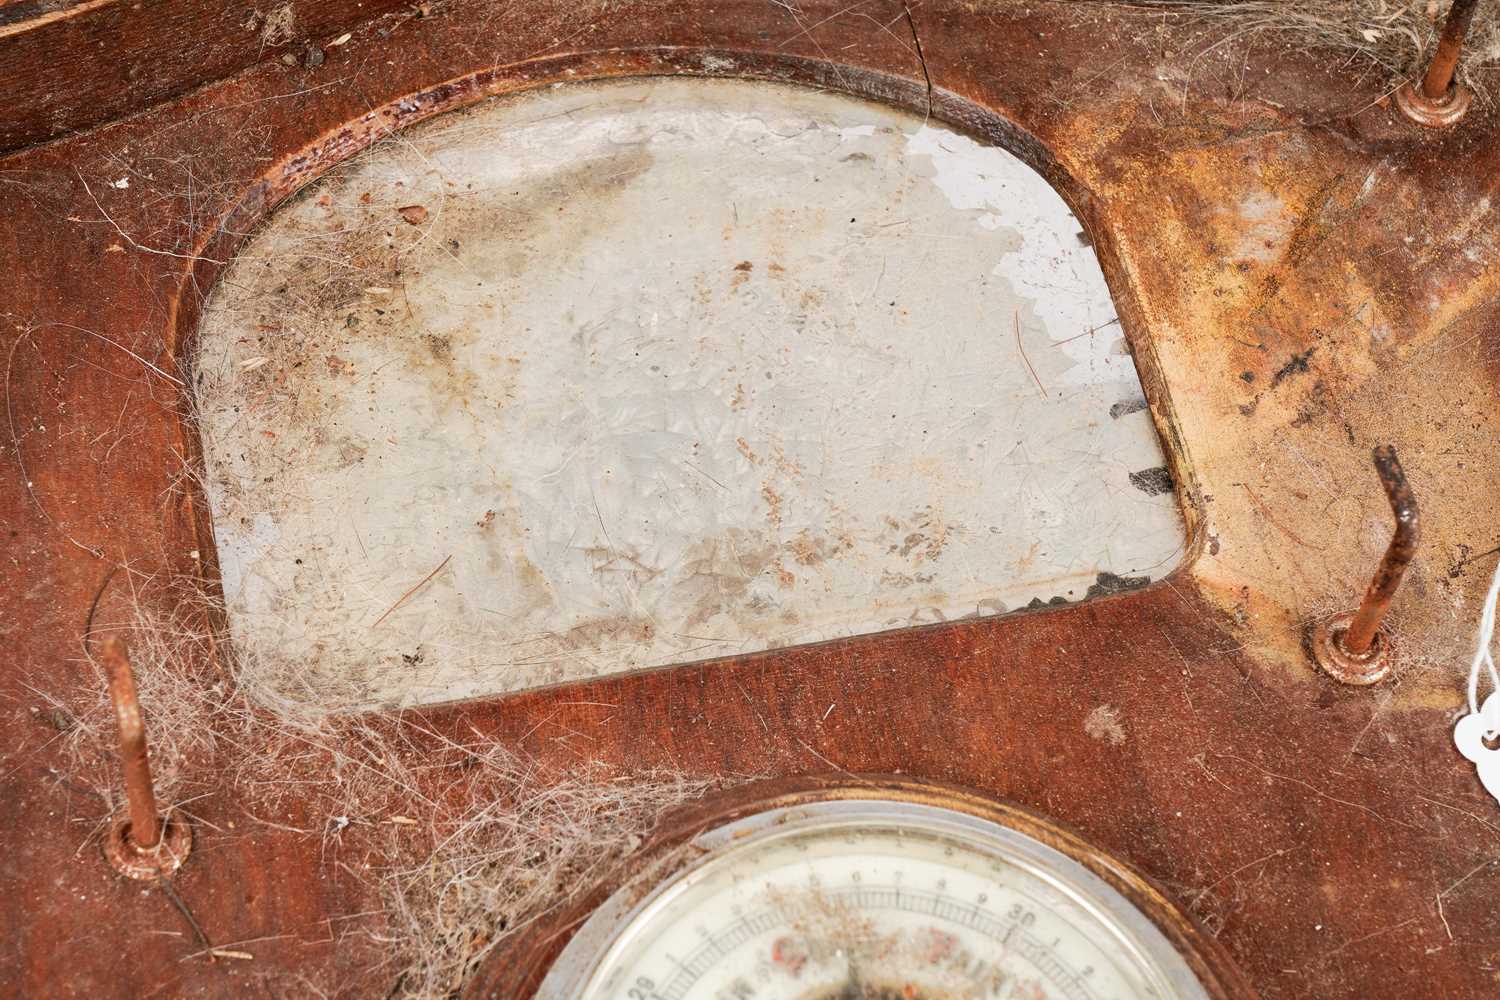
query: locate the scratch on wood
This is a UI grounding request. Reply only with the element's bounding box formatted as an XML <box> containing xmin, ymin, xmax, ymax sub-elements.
<box><xmin>1212</xmin><ymin>751</ymin><xmax>1418</xmax><ymax>831</ymax></box>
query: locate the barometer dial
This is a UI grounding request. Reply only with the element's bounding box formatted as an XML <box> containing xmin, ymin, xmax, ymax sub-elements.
<box><xmin>536</xmin><ymin>792</ymin><xmax>1226</xmax><ymax>1000</ymax></box>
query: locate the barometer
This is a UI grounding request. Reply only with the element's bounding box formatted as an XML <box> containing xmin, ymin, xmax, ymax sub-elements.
<box><xmin>512</xmin><ymin>783</ymin><xmax>1246</xmax><ymax>1000</ymax></box>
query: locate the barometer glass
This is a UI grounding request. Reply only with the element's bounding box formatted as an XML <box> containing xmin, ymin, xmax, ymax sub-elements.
<box><xmin>196</xmin><ymin>78</ymin><xmax>1185</xmax><ymax>711</ymax></box>
<box><xmin>539</xmin><ymin>798</ymin><xmax>1209</xmax><ymax>1000</ymax></box>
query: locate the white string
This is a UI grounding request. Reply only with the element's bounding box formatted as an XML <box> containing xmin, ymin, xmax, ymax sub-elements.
<box><xmin>1466</xmin><ymin>556</ymin><xmax>1500</xmax><ymax>738</ymax></box>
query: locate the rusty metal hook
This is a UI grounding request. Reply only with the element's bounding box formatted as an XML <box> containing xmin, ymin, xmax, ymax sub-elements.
<box><xmin>1344</xmin><ymin>446</ymin><xmax>1421</xmax><ymax>655</ymax></box>
<box><xmin>98</xmin><ymin>636</ymin><xmax>191</xmax><ymax>879</ymax></box>
<box><xmin>1397</xmin><ymin>0</ymin><xmax>1479</xmax><ymax>126</ymax></box>
<box><xmin>1309</xmin><ymin>446</ymin><xmax>1420</xmax><ymax>686</ymax></box>
<box><xmin>102</xmin><ymin>636</ymin><xmax>162</xmax><ymax>848</ymax></box>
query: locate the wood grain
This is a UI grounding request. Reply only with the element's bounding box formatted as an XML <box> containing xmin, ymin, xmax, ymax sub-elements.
<box><xmin>1</xmin><ymin>1</ymin><xmax>1497</xmax><ymax>997</ymax></box>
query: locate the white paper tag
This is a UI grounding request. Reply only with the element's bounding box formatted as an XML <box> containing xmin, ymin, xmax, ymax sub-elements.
<box><xmin>1454</xmin><ymin>693</ymin><xmax>1500</xmax><ymax>808</ymax></box>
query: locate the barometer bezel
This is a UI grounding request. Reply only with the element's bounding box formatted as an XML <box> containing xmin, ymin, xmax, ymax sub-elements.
<box><xmin>465</xmin><ymin>777</ymin><xmax>1253</xmax><ymax>1000</ymax></box>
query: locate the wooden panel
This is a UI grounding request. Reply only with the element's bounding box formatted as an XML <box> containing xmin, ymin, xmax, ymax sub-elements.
<box><xmin>1</xmin><ymin>1</ymin><xmax>1497</xmax><ymax>997</ymax></box>
<box><xmin>0</xmin><ymin>0</ymin><xmax>412</xmax><ymax>153</ymax></box>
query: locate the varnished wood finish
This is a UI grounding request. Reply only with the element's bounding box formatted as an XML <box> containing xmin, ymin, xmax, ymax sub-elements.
<box><xmin>0</xmin><ymin>0</ymin><xmax>415</xmax><ymax>154</ymax></box>
<box><xmin>2</xmin><ymin>2</ymin><xmax>1498</xmax><ymax>997</ymax></box>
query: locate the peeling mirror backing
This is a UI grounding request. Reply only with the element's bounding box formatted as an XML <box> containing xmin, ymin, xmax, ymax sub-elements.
<box><xmin>196</xmin><ymin>78</ymin><xmax>1186</xmax><ymax>710</ymax></box>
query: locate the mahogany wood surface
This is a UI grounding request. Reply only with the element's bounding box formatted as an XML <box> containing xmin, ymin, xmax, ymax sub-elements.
<box><xmin>2</xmin><ymin>2</ymin><xmax>1498</xmax><ymax>997</ymax></box>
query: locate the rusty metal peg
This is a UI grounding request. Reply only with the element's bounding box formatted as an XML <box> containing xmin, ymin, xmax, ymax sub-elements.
<box><xmin>98</xmin><ymin>636</ymin><xmax>191</xmax><ymax>879</ymax></box>
<box><xmin>1345</xmin><ymin>447</ymin><xmax>1420</xmax><ymax>654</ymax></box>
<box><xmin>1397</xmin><ymin>0</ymin><xmax>1479</xmax><ymax>127</ymax></box>
<box><xmin>1310</xmin><ymin>446</ymin><xmax>1420</xmax><ymax>686</ymax></box>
